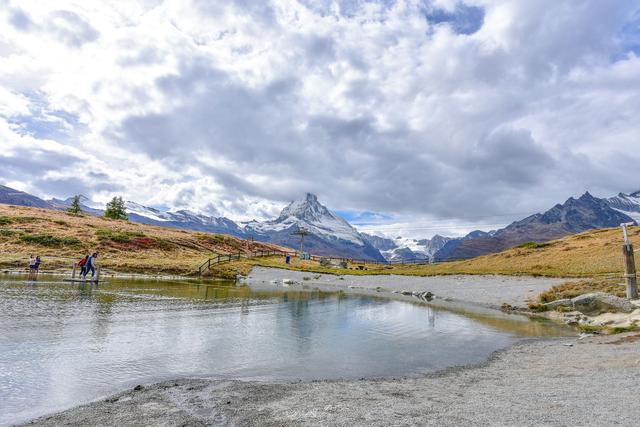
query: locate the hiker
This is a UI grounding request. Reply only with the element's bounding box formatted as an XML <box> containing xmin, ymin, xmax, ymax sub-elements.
<box><xmin>78</xmin><ymin>255</ymin><xmax>89</xmax><ymax>276</ymax></box>
<box><xmin>33</xmin><ymin>256</ymin><xmax>41</xmax><ymax>278</ymax></box>
<box><xmin>28</xmin><ymin>254</ymin><xmax>37</xmax><ymax>279</ymax></box>
<box><xmin>83</xmin><ymin>252</ymin><xmax>98</xmax><ymax>279</ymax></box>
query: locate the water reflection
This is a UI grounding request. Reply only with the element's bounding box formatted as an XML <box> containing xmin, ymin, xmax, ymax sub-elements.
<box><xmin>0</xmin><ymin>275</ymin><xmax>570</xmax><ymax>426</ymax></box>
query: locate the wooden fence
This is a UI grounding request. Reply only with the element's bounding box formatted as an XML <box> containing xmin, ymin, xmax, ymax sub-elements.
<box><xmin>198</xmin><ymin>250</ymin><xmax>472</xmax><ymax>276</ymax></box>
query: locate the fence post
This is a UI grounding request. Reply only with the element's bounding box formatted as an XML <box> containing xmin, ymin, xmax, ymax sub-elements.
<box><xmin>72</xmin><ymin>263</ymin><xmax>76</xmax><ymax>279</ymax></box>
<box><xmin>621</xmin><ymin>223</ymin><xmax>638</xmax><ymax>299</ymax></box>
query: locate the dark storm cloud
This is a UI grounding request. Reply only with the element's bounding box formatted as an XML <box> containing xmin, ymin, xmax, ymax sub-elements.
<box><xmin>464</xmin><ymin>128</ymin><xmax>554</xmax><ymax>186</ymax></box>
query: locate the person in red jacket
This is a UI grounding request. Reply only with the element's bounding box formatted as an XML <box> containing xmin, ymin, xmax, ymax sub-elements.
<box><xmin>78</xmin><ymin>255</ymin><xmax>89</xmax><ymax>277</ymax></box>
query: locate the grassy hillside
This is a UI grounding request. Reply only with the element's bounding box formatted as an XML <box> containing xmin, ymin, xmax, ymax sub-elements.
<box><xmin>209</xmin><ymin>226</ymin><xmax>639</xmax><ymax>285</ymax></box>
<box><xmin>0</xmin><ymin>204</ymin><xmax>287</xmax><ymax>275</ymax></box>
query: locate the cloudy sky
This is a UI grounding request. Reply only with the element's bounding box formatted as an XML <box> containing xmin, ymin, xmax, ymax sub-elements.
<box><xmin>1</xmin><ymin>0</ymin><xmax>639</xmax><ymax>238</ymax></box>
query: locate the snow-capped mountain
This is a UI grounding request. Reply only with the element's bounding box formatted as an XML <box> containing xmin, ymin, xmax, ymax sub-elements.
<box><xmin>363</xmin><ymin>233</ymin><xmax>452</xmax><ymax>262</ymax></box>
<box><xmin>245</xmin><ymin>193</ymin><xmax>385</xmax><ymax>261</ymax></box>
<box><xmin>46</xmin><ymin>190</ymin><xmax>385</xmax><ymax>260</ymax></box>
<box><xmin>49</xmin><ymin>195</ymin><xmax>245</xmax><ymax>236</ymax></box>
<box><xmin>606</xmin><ymin>191</ymin><xmax>640</xmax><ymax>223</ymax></box>
<box><xmin>246</xmin><ymin>193</ymin><xmax>365</xmax><ymax>245</ymax></box>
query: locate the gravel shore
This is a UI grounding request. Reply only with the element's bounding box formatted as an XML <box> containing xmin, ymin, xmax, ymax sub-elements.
<box><xmin>245</xmin><ymin>267</ymin><xmax>571</xmax><ymax>309</ymax></box>
<box><xmin>26</xmin><ymin>269</ymin><xmax>640</xmax><ymax>426</ymax></box>
<box><xmin>27</xmin><ymin>333</ymin><xmax>640</xmax><ymax>426</ymax></box>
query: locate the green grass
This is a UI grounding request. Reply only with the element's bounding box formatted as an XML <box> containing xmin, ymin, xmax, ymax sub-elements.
<box><xmin>19</xmin><ymin>234</ymin><xmax>82</xmax><ymax>247</ymax></box>
<box><xmin>517</xmin><ymin>241</ymin><xmax>551</xmax><ymax>249</ymax></box>
<box><xmin>96</xmin><ymin>229</ymin><xmax>145</xmax><ymax>243</ymax></box>
<box><xmin>0</xmin><ymin>229</ymin><xmax>18</xmax><ymax>237</ymax></box>
<box><xmin>611</xmin><ymin>324</ymin><xmax>638</xmax><ymax>334</ymax></box>
<box><xmin>0</xmin><ymin>216</ymin><xmax>13</xmax><ymax>226</ymax></box>
<box><xmin>12</xmin><ymin>216</ymin><xmax>40</xmax><ymax>223</ymax></box>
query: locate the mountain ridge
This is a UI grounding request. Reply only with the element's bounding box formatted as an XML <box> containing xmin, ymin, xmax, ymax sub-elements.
<box><xmin>2</xmin><ymin>183</ymin><xmax>639</xmax><ymax>262</ymax></box>
<box><xmin>433</xmin><ymin>191</ymin><xmax>637</xmax><ymax>260</ymax></box>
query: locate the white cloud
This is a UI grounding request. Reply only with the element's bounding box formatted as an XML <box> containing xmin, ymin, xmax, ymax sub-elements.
<box><xmin>1</xmin><ymin>0</ymin><xmax>639</xmax><ymax>237</ymax></box>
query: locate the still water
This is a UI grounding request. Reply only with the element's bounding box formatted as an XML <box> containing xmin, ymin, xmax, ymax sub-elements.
<box><xmin>0</xmin><ymin>275</ymin><xmax>570</xmax><ymax>425</ymax></box>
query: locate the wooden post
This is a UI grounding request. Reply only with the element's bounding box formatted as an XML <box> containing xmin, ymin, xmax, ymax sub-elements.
<box><xmin>96</xmin><ymin>265</ymin><xmax>101</xmax><ymax>283</ymax></box>
<box><xmin>72</xmin><ymin>263</ymin><xmax>76</xmax><ymax>278</ymax></box>
<box><xmin>621</xmin><ymin>223</ymin><xmax>638</xmax><ymax>299</ymax></box>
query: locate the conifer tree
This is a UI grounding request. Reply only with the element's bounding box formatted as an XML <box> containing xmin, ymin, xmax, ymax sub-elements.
<box><xmin>67</xmin><ymin>195</ymin><xmax>83</xmax><ymax>215</ymax></box>
<box><xmin>104</xmin><ymin>196</ymin><xmax>128</xmax><ymax>220</ymax></box>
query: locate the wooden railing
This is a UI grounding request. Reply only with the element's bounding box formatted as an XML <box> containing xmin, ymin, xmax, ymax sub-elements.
<box><xmin>198</xmin><ymin>249</ymin><xmax>298</xmax><ymax>275</ymax></box>
<box><xmin>198</xmin><ymin>250</ymin><xmax>474</xmax><ymax>276</ymax></box>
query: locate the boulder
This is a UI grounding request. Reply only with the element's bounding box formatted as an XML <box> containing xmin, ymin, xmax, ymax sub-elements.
<box><xmin>571</xmin><ymin>292</ymin><xmax>636</xmax><ymax>316</ymax></box>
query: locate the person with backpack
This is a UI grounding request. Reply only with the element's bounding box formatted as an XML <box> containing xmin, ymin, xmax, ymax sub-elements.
<box><xmin>83</xmin><ymin>252</ymin><xmax>98</xmax><ymax>279</ymax></box>
<box><xmin>28</xmin><ymin>254</ymin><xmax>37</xmax><ymax>279</ymax></box>
<box><xmin>78</xmin><ymin>255</ymin><xmax>89</xmax><ymax>277</ymax></box>
<box><xmin>33</xmin><ymin>256</ymin><xmax>42</xmax><ymax>278</ymax></box>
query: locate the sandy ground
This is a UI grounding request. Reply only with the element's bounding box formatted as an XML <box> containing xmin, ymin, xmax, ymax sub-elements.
<box><xmin>245</xmin><ymin>267</ymin><xmax>571</xmax><ymax>309</ymax></box>
<box><xmin>25</xmin><ymin>269</ymin><xmax>640</xmax><ymax>426</ymax></box>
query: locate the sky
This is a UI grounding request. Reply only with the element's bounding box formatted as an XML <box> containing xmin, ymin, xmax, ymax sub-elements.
<box><xmin>1</xmin><ymin>0</ymin><xmax>640</xmax><ymax>239</ymax></box>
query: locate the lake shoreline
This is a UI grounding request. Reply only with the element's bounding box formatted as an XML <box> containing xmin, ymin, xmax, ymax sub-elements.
<box><xmin>25</xmin><ymin>332</ymin><xmax>640</xmax><ymax>426</ymax></box>
<box><xmin>21</xmin><ymin>269</ymin><xmax>640</xmax><ymax>426</ymax></box>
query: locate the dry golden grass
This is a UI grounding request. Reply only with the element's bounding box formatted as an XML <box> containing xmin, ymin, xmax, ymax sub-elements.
<box><xmin>3</xmin><ymin>204</ymin><xmax>637</xmax><ymax>288</ymax></box>
<box><xmin>216</xmin><ymin>226</ymin><xmax>639</xmax><ymax>286</ymax></box>
<box><xmin>537</xmin><ymin>279</ymin><xmax>627</xmax><ymax>303</ymax></box>
<box><xmin>0</xmin><ymin>204</ymin><xmax>287</xmax><ymax>275</ymax></box>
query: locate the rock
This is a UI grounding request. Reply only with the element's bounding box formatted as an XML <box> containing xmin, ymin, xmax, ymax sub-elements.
<box><xmin>133</xmin><ymin>385</ymin><xmax>144</xmax><ymax>391</ymax></box>
<box><xmin>543</xmin><ymin>299</ymin><xmax>573</xmax><ymax>310</ymax></box>
<box><xmin>571</xmin><ymin>292</ymin><xmax>636</xmax><ymax>316</ymax></box>
<box><xmin>401</xmin><ymin>290</ymin><xmax>413</xmax><ymax>296</ymax></box>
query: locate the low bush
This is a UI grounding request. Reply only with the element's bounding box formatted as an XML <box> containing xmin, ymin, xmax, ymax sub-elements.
<box><xmin>96</xmin><ymin>229</ymin><xmax>145</xmax><ymax>243</ymax></box>
<box><xmin>517</xmin><ymin>241</ymin><xmax>551</xmax><ymax>250</ymax></box>
<box><xmin>20</xmin><ymin>234</ymin><xmax>81</xmax><ymax>246</ymax></box>
<box><xmin>527</xmin><ymin>302</ymin><xmax>548</xmax><ymax>312</ymax></box>
<box><xmin>12</xmin><ymin>216</ymin><xmax>40</xmax><ymax>223</ymax></box>
<box><xmin>0</xmin><ymin>216</ymin><xmax>12</xmax><ymax>226</ymax></box>
<box><xmin>0</xmin><ymin>229</ymin><xmax>18</xmax><ymax>237</ymax></box>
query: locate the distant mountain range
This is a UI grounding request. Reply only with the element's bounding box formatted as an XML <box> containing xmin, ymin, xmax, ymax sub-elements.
<box><xmin>1</xmin><ymin>184</ymin><xmax>638</xmax><ymax>262</ymax></box>
<box><xmin>362</xmin><ymin>233</ymin><xmax>453</xmax><ymax>262</ymax></box>
<box><xmin>362</xmin><ymin>191</ymin><xmax>639</xmax><ymax>262</ymax></box>
<box><xmin>431</xmin><ymin>192</ymin><xmax>637</xmax><ymax>260</ymax></box>
<box><xmin>1</xmin><ymin>185</ymin><xmax>384</xmax><ymax>261</ymax></box>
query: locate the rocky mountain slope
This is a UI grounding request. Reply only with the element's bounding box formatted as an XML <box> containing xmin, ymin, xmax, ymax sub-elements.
<box><xmin>245</xmin><ymin>194</ymin><xmax>385</xmax><ymax>261</ymax></box>
<box><xmin>434</xmin><ymin>192</ymin><xmax>636</xmax><ymax>260</ymax></box>
<box><xmin>606</xmin><ymin>191</ymin><xmax>640</xmax><ymax>222</ymax></box>
<box><xmin>0</xmin><ymin>185</ymin><xmax>53</xmax><ymax>209</ymax></box>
